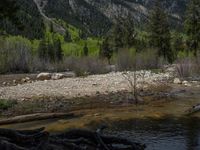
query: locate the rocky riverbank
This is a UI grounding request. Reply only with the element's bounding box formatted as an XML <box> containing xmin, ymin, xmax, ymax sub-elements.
<box><xmin>0</xmin><ymin>70</ymin><xmax>173</xmax><ymax>101</ymax></box>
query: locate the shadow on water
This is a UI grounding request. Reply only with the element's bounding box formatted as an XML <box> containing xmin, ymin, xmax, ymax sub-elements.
<box><xmin>96</xmin><ymin>116</ymin><xmax>200</xmax><ymax>150</ymax></box>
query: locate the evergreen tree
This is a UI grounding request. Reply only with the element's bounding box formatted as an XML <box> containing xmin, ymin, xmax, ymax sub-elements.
<box><xmin>112</xmin><ymin>13</ymin><xmax>136</xmax><ymax>50</ymax></box>
<box><xmin>64</xmin><ymin>30</ymin><xmax>72</xmax><ymax>42</ymax></box>
<box><xmin>83</xmin><ymin>43</ymin><xmax>89</xmax><ymax>56</ymax></box>
<box><xmin>184</xmin><ymin>0</ymin><xmax>200</xmax><ymax>56</ymax></box>
<box><xmin>148</xmin><ymin>0</ymin><xmax>173</xmax><ymax>63</ymax></box>
<box><xmin>54</xmin><ymin>38</ymin><xmax>63</xmax><ymax>61</ymax></box>
<box><xmin>38</xmin><ymin>39</ymin><xmax>48</xmax><ymax>61</ymax></box>
<box><xmin>50</xmin><ymin>22</ymin><xmax>54</xmax><ymax>33</ymax></box>
<box><xmin>123</xmin><ymin>13</ymin><xmax>136</xmax><ymax>48</ymax></box>
<box><xmin>100</xmin><ymin>38</ymin><xmax>113</xmax><ymax>64</ymax></box>
<box><xmin>47</xmin><ymin>39</ymin><xmax>55</xmax><ymax>62</ymax></box>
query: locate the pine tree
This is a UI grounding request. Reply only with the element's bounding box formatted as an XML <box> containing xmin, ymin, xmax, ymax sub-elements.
<box><xmin>184</xmin><ymin>0</ymin><xmax>200</xmax><ymax>56</ymax></box>
<box><xmin>100</xmin><ymin>38</ymin><xmax>113</xmax><ymax>64</ymax></box>
<box><xmin>83</xmin><ymin>43</ymin><xmax>89</xmax><ymax>56</ymax></box>
<box><xmin>38</xmin><ymin>39</ymin><xmax>48</xmax><ymax>61</ymax></box>
<box><xmin>54</xmin><ymin>38</ymin><xmax>63</xmax><ymax>62</ymax></box>
<box><xmin>64</xmin><ymin>30</ymin><xmax>72</xmax><ymax>42</ymax></box>
<box><xmin>148</xmin><ymin>0</ymin><xmax>173</xmax><ymax>63</ymax></box>
<box><xmin>112</xmin><ymin>13</ymin><xmax>136</xmax><ymax>50</ymax></box>
<box><xmin>123</xmin><ymin>13</ymin><xmax>136</xmax><ymax>48</ymax></box>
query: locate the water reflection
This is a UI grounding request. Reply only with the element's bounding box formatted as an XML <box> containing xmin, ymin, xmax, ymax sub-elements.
<box><xmin>104</xmin><ymin>116</ymin><xmax>200</xmax><ymax>150</ymax></box>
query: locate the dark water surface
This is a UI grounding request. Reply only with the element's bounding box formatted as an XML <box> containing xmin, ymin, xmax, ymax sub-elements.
<box><xmin>106</xmin><ymin>117</ymin><xmax>200</xmax><ymax>150</ymax></box>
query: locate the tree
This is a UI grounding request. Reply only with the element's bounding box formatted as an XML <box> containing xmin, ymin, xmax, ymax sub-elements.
<box><xmin>172</xmin><ymin>34</ymin><xmax>185</xmax><ymax>58</ymax></box>
<box><xmin>148</xmin><ymin>0</ymin><xmax>173</xmax><ymax>63</ymax></box>
<box><xmin>38</xmin><ymin>39</ymin><xmax>48</xmax><ymax>61</ymax></box>
<box><xmin>100</xmin><ymin>38</ymin><xmax>113</xmax><ymax>64</ymax></box>
<box><xmin>54</xmin><ymin>38</ymin><xmax>63</xmax><ymax>61</ymax></box>
<box><xmin>112</xmin><ymin>13</ymin><xmax>136</xmax><ymax>50</ymax></box>
<box><xmin>83</xmin><ymin>43</ymin><xmax>89</xmax><ymax>56</ymax></box>
<box><xmin>0</xmin><ymin>0</ymin><xmax>18</xmax><ymax>20</ymax></box>
<box><xmin>64</xmin><ymin>30</ymin><xmax>72</xmax><ymax>42</ymax></box>
<box><xmin>184</xmin><ymin>0</ymin><xmax>200</xmax><ymax>56</ymax></box>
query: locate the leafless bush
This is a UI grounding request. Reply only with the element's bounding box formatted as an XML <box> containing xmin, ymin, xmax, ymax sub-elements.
<box><xmin>0</xmin><ymin>37</ymin><xmax>32</xmax><ymax>73</ymax></box>
<box><xmin>60</xmin><ymin>57</ymin><xmax>108</xmax><ymax>76</ymax></box>
<box><xmin>116</xmin><ymin>48</ymin><xmax>163</xmax><ymax>71</ymax></box>
<box><xmin>176</xmin><ymin>55</ymin><xmax>200</xmax><ymax>78</ymax></box>
<box><xmin>116</xmin><ymin>49</ymin><xmax>136</xmax><ymax>71</ymax></box>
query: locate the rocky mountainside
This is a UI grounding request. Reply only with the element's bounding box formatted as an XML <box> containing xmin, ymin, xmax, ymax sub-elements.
<box><xmin>0</xmin><ymin>0</ymin><xmax>188</xmax><ymax>38</ymax></box>
<box><xmin>41</xmin><ymin>0</ymin><xmax>188</xmax><ymax>35</ymax></box>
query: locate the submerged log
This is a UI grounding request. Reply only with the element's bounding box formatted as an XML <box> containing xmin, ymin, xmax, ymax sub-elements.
<box><xmin>0</xmin><ymin>113</ymin><xmax>74</xmax><ymax>125</ymax></box>
<box><xmin>0</xmin><ymin>127</ymin><xmax>146</xmax><ymax>150</ymax></box>
<box><xmin>185</xmin><ymin>104</ymin><xmax>200</xmax><ymax>116</ymax></box>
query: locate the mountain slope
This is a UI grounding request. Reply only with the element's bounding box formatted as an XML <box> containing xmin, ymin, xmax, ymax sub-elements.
<box><xmin>0</xmin><ymin>0</ymin><xmax>45</xmax><ymax>39</ymax></box>
<box><xmin>0</xmin><ymin>0</ymin><xmax>188</xmax><ymax>38</ymax></box>
<box><xmin>43</xmin><ymin>0</ymin><xmax>188</xmax><ymax>33</ymax></box>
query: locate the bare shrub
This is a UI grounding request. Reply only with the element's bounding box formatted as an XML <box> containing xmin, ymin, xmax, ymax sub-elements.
<box><xmin>176</xmin><ymin>55</ymin><xmax>200</xmax><ymax>78</ymax></box>
<box><xmin>116</xmin><ymin>49</ymin><xmax>136</xmax><ymax>71</ymax></box>
<box><xmin>60</xmin><ymin>57</ymin><xmax>108</xmax><ymax>76</ymax></box>
<box><xmin>0</xmin><ymin>36</ymin><xmax>32</xmax><ymax>73</ymax></box>
<box><xmin>116</xmin><ymin>48</ymin><xmax>163</xmax><ymax>71</ymax></box>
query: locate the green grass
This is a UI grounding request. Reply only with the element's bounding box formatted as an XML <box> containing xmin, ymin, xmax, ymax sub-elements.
<box><xmin>0</xmin><ymin>99</ymin><xmax>17</xmax><ymax>110</ymax></box>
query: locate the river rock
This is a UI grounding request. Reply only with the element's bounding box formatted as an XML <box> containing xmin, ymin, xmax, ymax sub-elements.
<box><xmin>173</xmin><ymin>78</ymin><xmax>181</xmax><ymax>84</ymax></box>
<box><xmin>51</xmin><ymin>73</ymin><xmax>65</xmax><ymax>80</ymax></box>
<box><xmin>37</xmin><ymin>73</ymin><xmax>52</xmax><ymax>80</ymax></box>
<box><xmin>64</xmin><ymin>72</ymin><xmax>76</xmax><ymax>78</ymax></box>
<box><xmin>182</xmin><ymin>80</ymin><xmax>188</xmax><ymax>84</ymax></box>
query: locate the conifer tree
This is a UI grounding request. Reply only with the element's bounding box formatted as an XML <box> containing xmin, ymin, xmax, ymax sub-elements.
<box><xmin>148</xmin><ymin>0</ymin><xmax>173</xmax><ymax>63</ymax></box>
<box><xmin>54</xmin><ymin>38</ymin><xmax>63</xmax><ymax>61</ymax></box>
<box><xmin>64</xmin><ymin>30</ymin><xmax>72</xmax><ymax>42</ymax></box>
<box><xmin>100</xmin><ymin>38</ymin><xmax>113</xmax><ymax>64</ymax></box>
<box><xmin>184</xmin><ymin>0</ymin><xmax>200</xmax><ymax>56</ymax></box>
<box><xmin>83</xmin><ymin>43</ymin><xmax>89</xmax><ymax>56</ymax></box>
<box><xmin>38</xmin><ymin>39</ymin><xmax>48</xmax><ymax>61</ymax></box>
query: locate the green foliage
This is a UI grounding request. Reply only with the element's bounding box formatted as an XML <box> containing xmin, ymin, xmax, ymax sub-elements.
<box><xmin>184</xmin><ymin>0</ymin><xmax>200</xmax><ymax>56</ymax></box>
<box><xmin>148</xmin><ymin>0</ymin><xmax>174</xmax><ymax>63</ymax></box>
<box><xmin>62</xmin><ymin>38</ymin><xmax>101</xmax><ymax>57</ymax></box>
<box><xmin>99</xmin><ymin>38</ymin><xmax>113</xmax><ymax>63</ymax></box>
<box><xmin>38</xmin><ymin>31</ymin><xmax>64</xmax><ymax>62</ymax></box>
<box><xmin>0</xmin><ymin>99</ymin><xmax>17</xmax><ymax>110</ymax></box>
<box><xmin>111</xmin><ymin>14</ymin><xmax>136</xmax><ymax>50</ymax></box>
<box><xmin>0</xmin><ymin>0</ymin><xmax>45</xmax><ymax>39</ymax></box>
<box><xmin>83</xmin><ymin>43</ymin><xmax>89</xmax><ymax>56</ymax></box>
<box><xmin>0</xmin><ymin>36</ymin><xmax>32</xmax><ymax>73</ymax></box>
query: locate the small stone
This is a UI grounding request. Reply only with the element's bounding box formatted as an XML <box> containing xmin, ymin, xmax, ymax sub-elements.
<box><xmin>182</xmin><ymin>81</ymin><xmax>188</xmax><ymax>84</ymax></box>
<box><xmin>3</xmin><ymin>82</ymin><xmax>7</xmax><ymax>85</ymax></box>
<box><xmin>173</xmin><ymin>78</ymin><xmax>181</xmax><ymax>84</ymax></box>
<box><xmin>13</xmin><ymin>80</ymin><xmax>16</xmax><ymax>84</ymax></box>
<box><xmin>21</xmin><ymin>78</ymin><xmax>27</xmax><ymax>83</ymax></box>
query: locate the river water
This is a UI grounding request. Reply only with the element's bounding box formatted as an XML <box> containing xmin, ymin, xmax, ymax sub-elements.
<box><xmin>107</xmin><ymin>117</ymin><xmax>200</xmax><ymax>150</ymax></box>
<box><xmin>1</xmin><ymin>85</ymin><xmax>200</xmax><ymax>150</ymax></box>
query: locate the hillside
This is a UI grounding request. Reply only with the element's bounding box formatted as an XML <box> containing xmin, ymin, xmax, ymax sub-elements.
<box><xmin>0</xmin><ymin>0</ymin><xmax>188</xmax><ymax>38</ymax></box>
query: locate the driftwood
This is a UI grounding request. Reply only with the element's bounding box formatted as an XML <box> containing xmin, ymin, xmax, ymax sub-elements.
<box><xmin>0</xmin><ymin>127</ymin><xmax>146</xmax><ymax>150</ymax></box>
<box><xmin>0</xmin><ymin>113</ymin><xmax>74</xmax><ymax>125</ymax></box>
<box><xmin>185</xmin><ymin>104</ymin><xmax>200</xmax><ymax>115</ymax></box>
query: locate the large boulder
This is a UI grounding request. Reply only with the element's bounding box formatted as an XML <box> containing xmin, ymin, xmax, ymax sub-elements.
<box><xmin>37</xmin><ymin>73</ymin><xmax>51</xmax><ymax>80</ymax></box>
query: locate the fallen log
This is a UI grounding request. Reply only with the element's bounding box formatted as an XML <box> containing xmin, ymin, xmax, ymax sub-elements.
<box><xmin>185</xmin><ymin>104</ymin><xmax>200</xmax><ymax>116</ymax></box>
<box><xmin>0</xmin><ymin>113</ymin><xmax>74</xmax><ymax>125</ymax></box>
<box><xmin>0</xmin><ymin>127</ymin><xmax>146</xmax><ymax>150</ymax></box>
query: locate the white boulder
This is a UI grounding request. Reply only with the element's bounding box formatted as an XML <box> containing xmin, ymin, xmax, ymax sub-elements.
<box><xmin>37</xmin><ymin>73</ymin><xmax>51</xmax><ymax>80</ymax></box>
<box><xmin>173</xmin><ymin>78</ymin><xmax>181</xmax><ymax>84</ymax></box>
